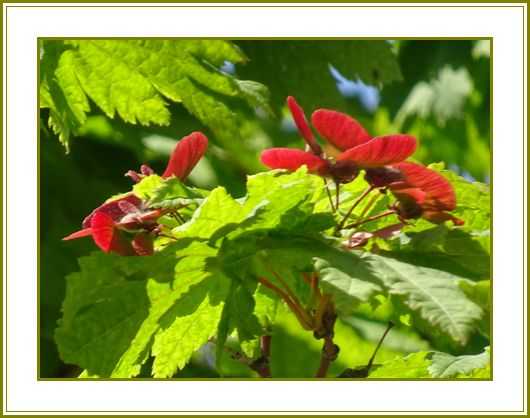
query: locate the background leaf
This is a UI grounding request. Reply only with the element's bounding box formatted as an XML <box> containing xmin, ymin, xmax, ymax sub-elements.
<box><xmin>237</xmin><ymin>40</ymin><xmax>402</xmax><ymax>112</ymax></box>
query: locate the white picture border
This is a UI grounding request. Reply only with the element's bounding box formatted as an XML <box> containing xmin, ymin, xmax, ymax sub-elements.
<box><xmin>3</xmin><ymin>2</ymin><xmax>527</xmax><ymax>415</ymax></box>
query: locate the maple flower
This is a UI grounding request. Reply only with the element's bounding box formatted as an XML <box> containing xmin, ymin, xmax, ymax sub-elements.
<box><xmin>63</xmin><ymin>132</ymin><xmax>208</xmax><ymax>255</ymax></box>
<box><xmin>388</xmin><ymin>161</ymin><xmax>464</xmax><ymax>226</ymax></box>
<box><xmin>260</xmin><ymin>97</ymin><xmax>416</xmax><ymax>183</ymax></box>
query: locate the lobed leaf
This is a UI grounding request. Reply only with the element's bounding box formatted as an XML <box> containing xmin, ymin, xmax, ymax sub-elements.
<box><xmin>315</xmin><ymin>247</ymin><xmax>484</xmax><ymax>345</ymax></box>
<box><xmin>151</xmin><ymin>274</ymin><xmax>230</xmax><ymax>378</ymax></box>
<box><xmin>40</xmin><ymin>39</ymin><xmax>269</xmax><ymax>154</ymax></box>
<box><xmin>428</xmin><ymin>347</ymin><xmax>490</xmax><ymax>378</ymax></box>
<box><xmin>368</xmin><ymin>347</ymin><xmax>490</xmax><ymax>378</ymax></box>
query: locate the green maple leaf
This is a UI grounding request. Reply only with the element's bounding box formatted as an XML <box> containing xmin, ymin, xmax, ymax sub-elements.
<box><xmin>367</xmin><ymin>351</ymin><xmax>432</xmax><ymax>378</ymax></box>
<box><xmin>151</xmin><ymin>274</ymin><xmax>230</xmax><ymax>378</ymax></box>
<box><xmin>428</xmin><ymin>347</ymin><xmax>490</xmax><ymax>378</ymax></box>
<box><xmin>55</xmin><ymin>241</ymin><xmax>229</xmax><ymax>378</ymax></box>
<box><xmin>368</xmin><ymin>347</ymin><xmax>490</xmax><ymax>378</ymax></box>
<box><xmin>40</xmin><ymin>39</ymin><xmax>269</xmax><ymax>154</ymax></box>
<box><xmin>314</xmin><ymin>247</ymin><xmax>484</xmax><ymax>345</ymax></box>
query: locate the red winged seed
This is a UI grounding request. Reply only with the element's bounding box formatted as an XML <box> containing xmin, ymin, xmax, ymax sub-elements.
<box><xmin>82</xmin><ymin>194</ymin><xmax>142</xmax><ymax>229</ymax></box>
<box><xmin>337</xmin><ymin>135</ymin><xmax>417</xmax><ymax>168</ymax></box>
<box><xmin>287</xmin><ymin>96</ymin><xmax>323</xmax><ymax>155</ymax></box>
<box><xmin>311</xmin><ymin>109</ymin><xmax>372</xmax><ymax>151</ymax></box>
<box><xmin>260</xmin><ymin>148</ymin><xmax>328</xmax><ymax>174</ymax></box>
<box><xmin>90</xmin><ymin>211</ymin><xmax>134</xmax><ymax>255</ymax></box>
<box><xmin>389</xmin><ymin>162</ymin><xmax>463</xmax><ymax>225</ymax></box>
<box><xmin>162</xmin><ymin>132</ymin><xmax>208</xmax><ymax>180</ymax></box>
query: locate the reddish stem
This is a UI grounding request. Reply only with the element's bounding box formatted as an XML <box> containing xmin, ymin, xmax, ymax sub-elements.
<box><xmin>315</xmin><ymin>336</ymin><xmax>336</xmax><ymax>378</ymax></box>
<box><xmin>258</xmin><ymin>277</ymin><xmax>313</xmax><ymax>330</ymax></box>
<box><xmin>358</xmin><ymin>190</ymin><xmax>382</xmax><ymax>219</ymax></box>
<box><xmin>336</xmin><ymin>185</ymin><xmax>374</xmax><ymax>231</ymax></box>
<box><xmin>344</xmin><ymin>209</ymin><xmax>397</xmax><ymax>229</ymax></box>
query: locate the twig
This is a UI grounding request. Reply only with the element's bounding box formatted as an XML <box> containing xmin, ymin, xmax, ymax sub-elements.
<box><xmin>335</xmin><ymin>185</ymin><xmax>374</xmax><ymax>231</ymax></box>
<box><xmin>315</xmin><ymin>335</ymin><xmax>339</xmax><ymax>378</ymax></box>
<box><xmin>323</xmin><ymin>179</ymin><xmax>336</xmax><ymax>212</ymax></box>
<box><xmin>343</xmin><ymin>209</ymin><xmax>397</xmax><ymax>230</ymax></box>
<box><xmin>311</xmin><ymin>273</ymin><xmax>322</xmax><ymax>300</ymax></box>
<box><xmin>157</xmin><ymin>232</ymin><xmax>178</xmax><ymax>241</ymax></box>
<box><xmin>336</xmin><ymin>321</ymin><xmax>395</xmax><ymax>378</ymax></box>
<box><xmin>173</xmin><ymin>210</ymin><xmax>186</xmax><ymax>224</ymax></box>
<box><xmin>314</xmin><ymin>305</ymin><xmax>339</xmax><ymax>378</ymax></box>
<box><xmin>301</xmin><ymin>272</ymin><xmax>312</xmax><ymax>285</ymax></box>
<box><xmin>358</xmin><ymin>190</ymin><xmax>382</xmax><ymax>219</ymax></box>
<box><xmin>252</xmin><ymin>335</ymin><xmax>272</xmax><ymax>378</ymax></box>
<box><xmin>261</xmin><ymin>335</ymin><xmax>272</xmax><ymax>358</ymax></box>
<box><xmin>335</xmin><ymin>181</ymin><xmax>341</xmax><ymax>210</ymax></box>
<box><xmin>366</xmin><ymin>321</ymin><xmax>394</xmax><ymax>372</ymax></box>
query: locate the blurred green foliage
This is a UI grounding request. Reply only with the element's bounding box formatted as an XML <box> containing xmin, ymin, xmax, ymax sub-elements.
<box><xmin>39</xmin><ymin>39</ymin><xmax>490</xmax><ymax>377</ymax></box>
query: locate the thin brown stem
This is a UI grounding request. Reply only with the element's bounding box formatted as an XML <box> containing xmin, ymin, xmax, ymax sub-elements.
<box><xmin>358</xmin><ymin>189</ymin><xmax>381</xmax><ymax>219</ymax></box>
<box><xmin>343</xmin><ymin>209</ymin><xmax>397</xmax><ymax>230</ymax></box>
<box><xmin>261</xmin><ymin>335</ymin><xmax>272</xmax><ymax>358</ymax></box>
<box><xmin>336</xmin><ymin>185</ymin><xmax>374</xmax><ymax>231</ymax></box>
<box><xmin>311</xmin><ymin>273</ymin><xmax>322</xmax><ymax>300</ymax></box>
<box><xmin>301</xmin><ymin>272</ymin><xmax>312</xmax><ymax>285</ymax></box>
<box><xmin>173</xmin><ymin>210</ymin><xmax>186</xmax><ymax>224</ymax></box>
<box><xmin>335</xmin><ymin>181</ymin><xmax>341</xmax><ymax>210</ymax></box>
<box><xmin>269</xmin><ymin>270</ymin><xmax>303</xmax><ymax>313</ymax></box>
<box><xmin>323</xmin><ymin>179</ymin><xmax>336</xmax><ymax>212</ymax></box>
<box><xmin>158</xmin><ymin>232</ymin><xmax>178</xmax><ymax>241</ymax></box>
<box><xmin>366</xmin><ymin>321</ymin><xmax>395</xmax><ymax>372</ymax></box>
<box><xmin>258</xmin><ymin>277</ymin><xmax>313</xmax><ymax>330</ymax></box>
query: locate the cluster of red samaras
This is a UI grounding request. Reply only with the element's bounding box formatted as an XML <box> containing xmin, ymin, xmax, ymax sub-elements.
<box><xmin>261</xmin><ymin>96</ymin><xmax>464</xmax><ymax>226</ymax></box>
<box><xmin>64</xmin><ymin>97</ymin><xmax>463</xmax><ymax>256</ymax></box>
<box><xmin>63</xmin><ymin>132</ymin><xmax>209</xmax><ymax>256</ymax></box>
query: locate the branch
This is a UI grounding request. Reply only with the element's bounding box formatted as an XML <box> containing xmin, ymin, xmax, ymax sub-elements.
<box><xmin>337</xmin><ymin>321</ymin><xmax>395</xmax><ymax>378</ymax></box>
<box><xmin>314</xmin><ymin>301</ymin><xmax>339</xmax><ymax>378</ymax></box>
<box><xmin>253</xmin><ymin>335</ymin><xmax>272</xmax><ymax>378</ymax></box>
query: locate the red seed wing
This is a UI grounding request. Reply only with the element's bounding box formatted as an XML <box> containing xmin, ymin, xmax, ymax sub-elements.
<box><xmin>131</xmin><ymin>233</ymin><xmax>154</xmax><ymax>256</ymax></box>
<box><xmin>393</xmin><ymin>162</ymin><xmax>456</xmax><ymax>211</ymax></box>
<box><xmin>311</xmin><ymin>109</ymin><xmax>372</xmax><ymax>151</ymax></box>
<box><xmin>337</xmin><ymin>135</ymin><xmax>417</xmax><ymax>168</ymax></box>
<box><xmin>162</xmin><ymin>132</ymin><xmax>208</xmax><ymax>180</ymax></box>
<box><xmin>260</xmin><ymin>148</ymin><xmax>327</xmax><ymax>174</ymax></box>
<box><xmin>90</xmin><ymin>212</ymin><xmax>133</xmax><ymax>255</ymax></box>
<box><xmin>423</xmin><ymin>210</ymin><xmax>464</xmax><ymax>226</ymax></box>
<box><xmin>62</xmin><ymin>228</ymin><xmax>93</xmax><ymax>241</ymax></box>
<box><xmin>391</xmin><ymin>187</ymin><xmax>427</xmax><ymax>205</ymax></box>
<box><xmin>90</xmin><ymin>212</ymin><xmax>117</xmax><ymax>252</ymax></box>
<box><xmin>82</xmin><ymin>193</ymin><xmax>141</xmax><ymax>228</ymax></box>
<box><xmin>287</xmin><ymin>96</ymin><xmax>322</xmax><ymax>155</ymax></box>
